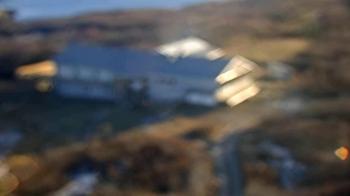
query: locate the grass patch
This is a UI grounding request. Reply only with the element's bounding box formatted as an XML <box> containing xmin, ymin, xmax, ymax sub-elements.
<box><xmin>224</xmin><ymin>36</ymin><xmax>310</xmax><ymax>62</ymax></box>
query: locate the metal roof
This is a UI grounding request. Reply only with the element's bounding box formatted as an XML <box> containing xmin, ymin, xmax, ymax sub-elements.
<box><xmin>54</xmin><ymin>43</ymin><xmax>229</xmax><ymax>80</ymax></box>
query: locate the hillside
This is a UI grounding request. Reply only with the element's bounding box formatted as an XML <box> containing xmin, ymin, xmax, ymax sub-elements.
<box><xmin>2</xmin><ymin>0</ymin><xmax>349</xmax><ymax>77</ymax></box>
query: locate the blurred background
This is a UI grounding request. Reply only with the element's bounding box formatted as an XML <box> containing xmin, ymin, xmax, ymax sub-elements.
<box><xmin>0</xmin><ymin>0</ymin><xmax>349</xmax><ymax>195</ymax></box>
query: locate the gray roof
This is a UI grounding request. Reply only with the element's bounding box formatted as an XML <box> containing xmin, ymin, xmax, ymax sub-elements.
<box><xmin>54</xmin><ymin>43</ymin><xmax>229</xmax><ymax>79</ymax></box>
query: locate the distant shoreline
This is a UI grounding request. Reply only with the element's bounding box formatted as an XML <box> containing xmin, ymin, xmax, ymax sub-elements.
<box><xmin>0</xmin><ymin>0</ymin><xmax>208</xmax><ymax>21</ymax></box>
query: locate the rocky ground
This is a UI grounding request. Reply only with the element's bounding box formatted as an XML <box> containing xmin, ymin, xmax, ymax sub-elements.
<box><xmin>1</xmin><ymin>133</ymin><xmax>216</xmax><ymax>195</ymax></box>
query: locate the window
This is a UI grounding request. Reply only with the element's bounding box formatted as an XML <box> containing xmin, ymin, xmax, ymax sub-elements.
<box><xmin>79</xmin><ymin>68</ymin><xmax>93</xmax><ymax>80</ymax></box>
<box><xmin>99</xmin><ymin>70</ymin><xmax>114</xmax><ymax>82</ymax></box>
<box><xmin>60</xmin><ymin>65</ymin><xmax>75</xmax><ymax>79</ymax></box>
<box><xmin>159</xmin><ymin>77</ymin><xmax>176</xmax><ymax>86</ymax></box>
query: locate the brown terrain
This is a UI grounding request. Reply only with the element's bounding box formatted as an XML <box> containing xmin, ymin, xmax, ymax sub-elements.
<box><xmin>1</xmin><ymin>0</ymin><xmax>350</xmax><ymax>195</ymax></box>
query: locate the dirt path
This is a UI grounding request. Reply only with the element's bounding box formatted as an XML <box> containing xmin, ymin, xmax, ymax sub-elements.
<box><xmin>143</xmin><ymin>96</ymin><xmax>280</xmax><ymax>142</ymax></box>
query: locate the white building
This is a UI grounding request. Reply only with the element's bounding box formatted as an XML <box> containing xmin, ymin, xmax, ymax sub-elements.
<box><xmin>16</xmin><ymin>41</ymin><xmax>260</xmax><ymax>107</ymax></box>
<box><xmin>156</xmin><ymin>37</ymin><xmax>225</xmax><ymax>60</ymax></box>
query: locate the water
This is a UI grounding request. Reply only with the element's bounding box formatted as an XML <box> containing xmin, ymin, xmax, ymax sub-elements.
<box><xmin>0</xmin><ymin>0</ymin><xmax>209</xmax><ymax>21</ymax></box>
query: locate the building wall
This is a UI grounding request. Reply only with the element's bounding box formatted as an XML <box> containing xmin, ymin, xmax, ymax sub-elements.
<box><xmin>56</xmin><ymin>80</ymin><xmax>117</xmax><ymax>100</ymax></box>
<box><xmin>55</xmin><ymin>65</ymin><xmax>119</xmax><ymax>100</ymax></box>
<box><xmin>55</xmin><ymin>64</ymin><xmax>220</xmax><ymax>105</ymax></box>
<box><xmin>147</xmin><ymin>73</ymin><xmax>218</xmax><ymax>104</ymax></box>
<box><xmin>58</xmin><ymin>65</ymin><xmax>114</xmax><ymax>82</ymax></box>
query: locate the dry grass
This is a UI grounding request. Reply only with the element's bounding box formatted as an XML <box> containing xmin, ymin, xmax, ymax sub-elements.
<box><xmin>245</xmin><ymin>180</ymin><xmax>295</xmax><ymax>196</ymax></box>
<box><xmin>13</xmin><ymin>133</ymin><xmax>217</xmax><ymax>195</ymax></box>
<box><xmin>224</xmin><ymin>36</ymin><xmax>310</xmax><ymax>62</ymax></box>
